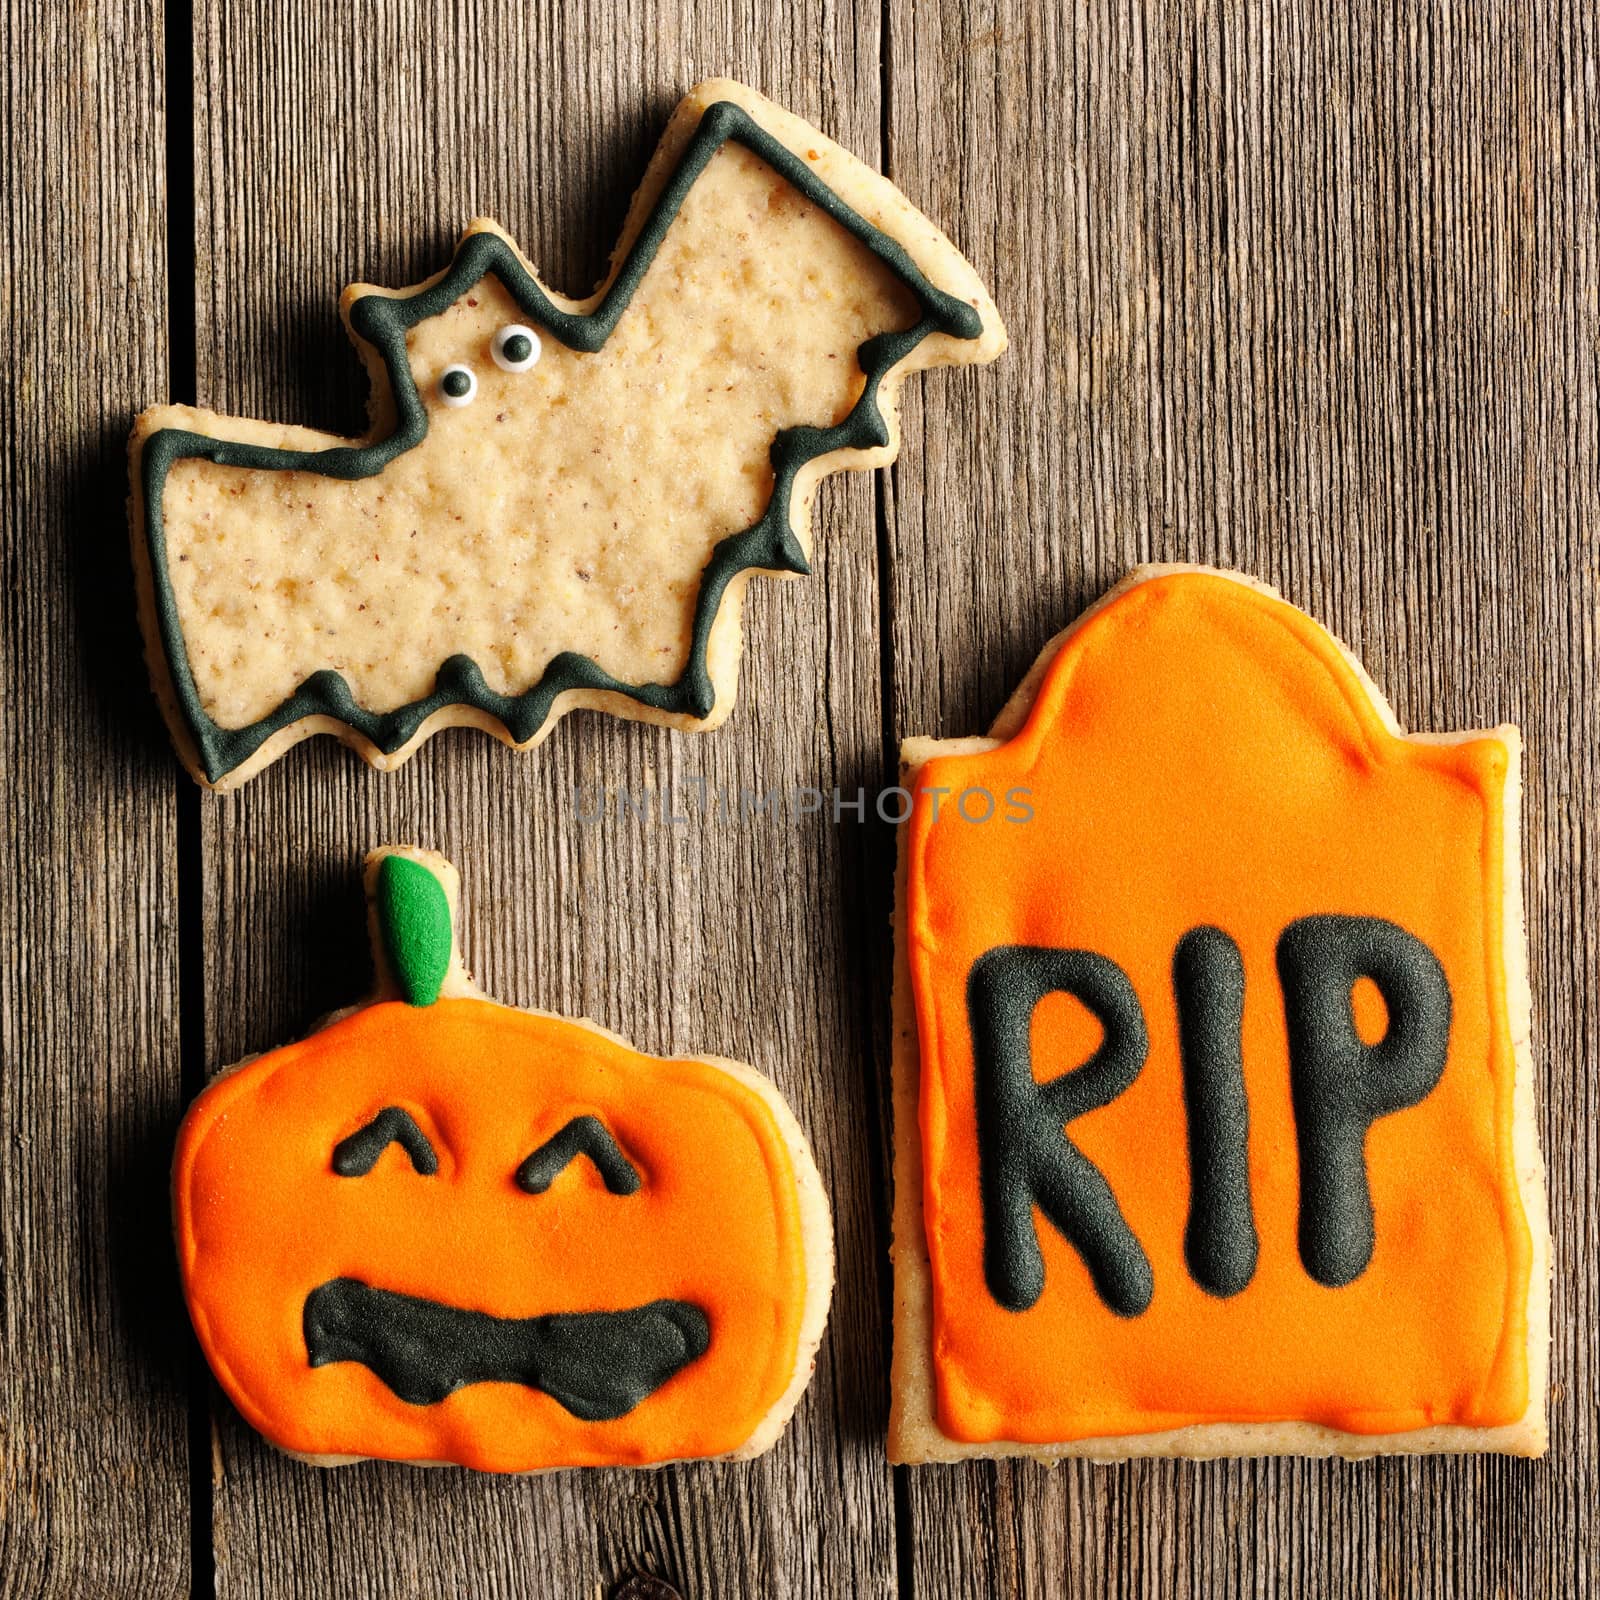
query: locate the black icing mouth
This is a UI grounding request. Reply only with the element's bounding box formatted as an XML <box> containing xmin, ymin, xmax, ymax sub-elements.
<box><xmin>303</xmin><ymin>1277</ymin><xmax>711</xmax><ymax>1421</ymax></box>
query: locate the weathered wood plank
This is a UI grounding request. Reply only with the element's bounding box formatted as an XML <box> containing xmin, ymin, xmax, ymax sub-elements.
<box><xmin>190</xmin><ymin>2</ymin><xmax>897</xmax><ymax>1595</ymax></box>
<box><xmin>0</xmin><ymin>1</ymin><xmax>190</xmax><ymax>1595</ymax></box>
<box><xmin>883</xmin><ymin>0</ymin><xmax>1598</xmax><ymax>1595</ymax></box>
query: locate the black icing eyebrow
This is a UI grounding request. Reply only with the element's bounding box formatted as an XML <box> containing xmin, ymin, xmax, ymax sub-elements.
<box><xmin>516</xmin><ymin>1116</ymin><xmax>641</xmax><ymax>1196</ymax></box>
<box><xmin>332</xmin><ymin>1107</ymin><xmax>439</xmax><ymax>1177</ymax></box>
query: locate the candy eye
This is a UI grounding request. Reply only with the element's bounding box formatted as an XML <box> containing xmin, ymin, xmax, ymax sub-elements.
<box><xmin>491</xmin><ymin>324</ymin><xmax>541</xmax><ymax>374</ymax></box>
<box><xmin>439</xmin><ymin>365</ymin><xmax>476</xmax><ymax>407</ymax></box>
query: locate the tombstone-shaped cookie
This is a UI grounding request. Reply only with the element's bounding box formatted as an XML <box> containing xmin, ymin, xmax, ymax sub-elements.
<box><xmin>174</xmin><ymin>847</ymin><xmax>832</xmax><ymax>1470</ymax></box>
<box><xmin>889</xmin><ymin>567</ymin><xmax>1549</xmax><ymax>1460</ymax></box>
<box><xmin>129</xmin><ymin>79</ymin><xmax>1006</xmax><ymax>789</ymax></box>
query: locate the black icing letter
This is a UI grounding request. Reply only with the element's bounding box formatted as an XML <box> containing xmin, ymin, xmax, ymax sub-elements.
<box><xmin>1276</xmin><ymin>915</ymin><xmax>1451</xmax><ymax>1288</ymax></box>
<box><xmin>967</xmin><ymin>947</ymin><xmax>1153</xmax><ymax>1317</ymax></box>
<box><xmin>1174</xmin><ymin>927</ymin><xmax>1259</xmax><ymax>1297</ymax></box>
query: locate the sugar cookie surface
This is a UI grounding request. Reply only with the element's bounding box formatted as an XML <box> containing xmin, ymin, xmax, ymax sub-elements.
<box><xmin>129</xmin><ymin>79</ymin><xmax>1007</xmax><ymax>790</ymax></box>
<box><xmin>173</xmin><ymin>846</ymin><xmax>835</xmax><ymax>1473</ymax></box>
<box><xmin>165</xmin><ymin>146</ymin><xmax>919</xmax><ymax>727</ymax></box>
<box><xmin>889</xmin><ymin>566</ymin><xmax>1549</xmax><ymax>1463</ymax></box>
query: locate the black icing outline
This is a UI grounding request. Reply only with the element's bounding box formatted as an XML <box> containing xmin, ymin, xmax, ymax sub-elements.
<box><xmin>138</xmin><ymin>99</ymin><xmax>983</xmax><ymax>783</ymax></box>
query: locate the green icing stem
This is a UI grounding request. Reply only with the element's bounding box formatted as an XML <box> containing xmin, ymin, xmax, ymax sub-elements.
<box><xmin>376</xmin><ymin>856</ymin><xmax>453</xmax><ymax>1007</ymax></box>
<box><xmin>140</xmin><ymin>99</ymin><xmax>984</xmax><ymax>784</ymax></box>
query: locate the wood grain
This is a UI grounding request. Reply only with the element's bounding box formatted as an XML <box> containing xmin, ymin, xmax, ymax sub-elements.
<box><xmin>190</xmin><ymin>2</ymin><xmax>897</xmax><ymax>1595</ymax></box>
<box><xmin>0</xmin><ymin>1</ymin><xmax>191</xmax><ymax>1595</ymax></box>
<box><xmin>4</xmin><ymin>0</ymin><xmax>1596</xmax><ymax>1594</ymax></box>
<box><xmin>883</xmin><ymin>1</ymin><xmax>1599</xmax><ymax>1596</ymax></box>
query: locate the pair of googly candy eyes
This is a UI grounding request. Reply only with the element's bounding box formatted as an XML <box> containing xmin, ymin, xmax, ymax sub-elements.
<box><xmin>438</xmin><ymin>324</ymin><xmax>541</xmax><ymax>408</ymax></box>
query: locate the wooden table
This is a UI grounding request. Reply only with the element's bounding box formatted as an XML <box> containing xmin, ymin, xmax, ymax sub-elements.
<box><xmin>7</xmin><ymin>2</ymin><xmax>1596</xmax><ymax>1595</ymax></box>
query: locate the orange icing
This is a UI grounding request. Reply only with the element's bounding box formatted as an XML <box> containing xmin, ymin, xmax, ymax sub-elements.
<box><xmin>905</xmin><ymin>573</ymin><xmax>1532</xmax><ymax>1442</ymax></box>
<box><xmin>174</xmin><ymin>999</ymin><xmax>807</xmax><ymax>1470</ymax></box>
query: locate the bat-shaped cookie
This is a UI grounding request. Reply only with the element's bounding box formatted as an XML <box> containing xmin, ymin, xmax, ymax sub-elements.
<box><xmin>129</xmin><ymin>80</ymin><xmax>1006</xmax><ymax>790</ymax></box>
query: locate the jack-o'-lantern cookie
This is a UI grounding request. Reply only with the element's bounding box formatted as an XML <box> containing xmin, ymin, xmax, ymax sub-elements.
<box><xmin>129</xmin><ymin>78</ymin><xmax>1006</xmax><ymax>790</ymax></box>
<box><xmin>888</xmin><ymin>566</ymin><xmax>1549</xmax><ymax>1460</ymax></box>
<box><xmin>174</xmin><ymin>847</ymin><xmax>832</xmax><ymax>1471</ymax></box>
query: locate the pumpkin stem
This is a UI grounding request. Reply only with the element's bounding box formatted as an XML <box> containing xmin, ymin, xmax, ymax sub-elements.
<box><xmin>376</xmin><ymin>854</ymin><xmax>453</xmax><ymax>1006</ymax></box>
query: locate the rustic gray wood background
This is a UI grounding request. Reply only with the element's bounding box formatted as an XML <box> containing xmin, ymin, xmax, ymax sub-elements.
<box><xmin>4</xmin><ymin>0</ymin><xmax>1596</xmax><ymax>1595</ymax></box>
